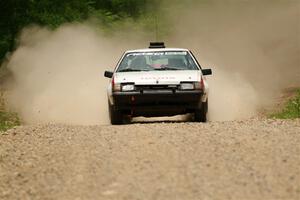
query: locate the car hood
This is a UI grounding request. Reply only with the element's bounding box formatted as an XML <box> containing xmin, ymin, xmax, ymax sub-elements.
<box><xmin>114</xmin><ymin>70</ymin><xmax>201</xmax><ymax>85</ymax></box>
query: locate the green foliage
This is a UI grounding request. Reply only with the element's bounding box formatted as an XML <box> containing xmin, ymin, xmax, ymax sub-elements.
<box><xmin>0</xmin><ymin>92</ymin><xmax>20</xmax><ymax>132</ymax></box>
<box><xmin>0</xmin><ymin>111</ymin><xmax>20</xmax><ymax>132</ymax></box>
<box><xmin>0</xmin><ymin>36</ymin><xmax>11</xmax><ymax>61</ymax></box>
<box><xmin>0</xmin><ymin>0</ymin><xmax>154</xmax><ymax>62</ymax></box>
<box><xmin>270</xmin><ymin>89</ymin><xmax>300</xmax><ymax>119</ymax></box>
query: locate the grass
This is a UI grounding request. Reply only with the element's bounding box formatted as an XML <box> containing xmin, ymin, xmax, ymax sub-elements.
<box><xmin>0</xmin><ymin>111</ymin><xmax>20</xmax><ymax>132</ymax></box>
<box><xmin>270</xmin><ymin>89</ymin><xmax>300</xmax><ymax>119</ymax></box>
<box><xmin>0</xmin><ymin>91</ymin><xmax>20</xmax><ymax>132</ymax></box>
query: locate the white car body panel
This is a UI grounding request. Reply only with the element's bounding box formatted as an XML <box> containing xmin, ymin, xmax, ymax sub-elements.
<box><xmin>114</xmin><ymin>71</ymin><xmax>200</xmax><ymax>85</ymax></box>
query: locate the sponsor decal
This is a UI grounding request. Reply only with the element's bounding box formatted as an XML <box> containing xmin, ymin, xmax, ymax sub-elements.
<box><xmin>141</xmin><ymin>77</ymin><xmax>176</xmax><ymax>80</ymax></box>
<box><xmin>127</xmin><ymin>51</ymin><xmax>187</xmax><ymax>57</ymax></box>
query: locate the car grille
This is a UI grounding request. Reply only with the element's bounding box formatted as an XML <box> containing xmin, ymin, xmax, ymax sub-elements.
<box><xmin>135</xmin><ymin>85</ymin><xmax>178</xmax><ymax>91</ymax></box>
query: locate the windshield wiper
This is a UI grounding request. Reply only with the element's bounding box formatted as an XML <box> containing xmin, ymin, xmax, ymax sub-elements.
<box><xmin>155</xmin><ymin>67</ymin><xmax>179</xmax><ymax>71</ymax></box>
<box><xmin>118</xmin><ymin>68</ymin><xmax>147</xmax><ymax>72</ymax></box>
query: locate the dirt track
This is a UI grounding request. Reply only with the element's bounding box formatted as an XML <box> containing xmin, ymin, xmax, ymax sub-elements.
<box><xmin>0</xmin><ymin>119</ymin><xmax>300</xmax><ymax>200</ymax></box>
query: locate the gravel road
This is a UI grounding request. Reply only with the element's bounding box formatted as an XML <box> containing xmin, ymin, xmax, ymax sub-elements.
<box><xmin>0</xmin><ymin>119</ymin><xmax>300</xmax><ymax>200</ymax></box>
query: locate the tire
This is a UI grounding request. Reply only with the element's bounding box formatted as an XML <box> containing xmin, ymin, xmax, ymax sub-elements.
<box><xmin>108</xmin><ymin>101</ymin><xmax>123</xmax><ymax>125</ymax></box>
<box><xmin>194</xmin><ymin>100</ymin><xmax>208</xmax><ymax>122</ymax></box>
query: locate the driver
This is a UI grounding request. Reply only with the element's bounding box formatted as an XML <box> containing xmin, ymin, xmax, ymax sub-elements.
<box><xmin>130</xmin><ymin>56</ymin><xmax>148</xmax><ymax>69</ymax></box>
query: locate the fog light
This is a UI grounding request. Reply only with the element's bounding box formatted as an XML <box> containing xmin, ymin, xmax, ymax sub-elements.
<box><xmin>180</xmin><ymin>83</ymin><xmax>194</xmax><ymax>90</ymax></box>
<box><xmin>122</xmin><ymin>84</ymin><xmax>135</xmax><ymax>91</ymax></box>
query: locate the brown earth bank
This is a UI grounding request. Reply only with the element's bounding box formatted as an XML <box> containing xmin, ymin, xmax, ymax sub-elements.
<box><xmin>0</xmin><ymin>119</ymin><xmax>300</xmax><ymax>200</ymax></box>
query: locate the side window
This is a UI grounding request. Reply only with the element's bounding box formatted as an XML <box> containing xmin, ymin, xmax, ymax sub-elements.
<box><xmin>183</xmin><ymin>57</ymin><xmax>188</xmax><ymax>66</ymax></box>
<box><xmin>168</xmin><ymin>56</ymin><xmax>187</xmax><ymax>68</ymax></box>
<box><xmin>119</xmin><ymin>56</ymin><xmax>129</xmax><ymax>69</ymax></box>
<box><xmin>185</xmin><ymin>54</ymin><xmax>197</xmax><ymax>70</ymax></box>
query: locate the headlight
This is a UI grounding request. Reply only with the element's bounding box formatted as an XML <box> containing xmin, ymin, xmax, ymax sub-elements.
<box><xmin>180</xmin><ymin>83</ymin><xmax>194</xmax><ymax>90</ymax></box>
<box><xmin>122</xmin><ymin>84</ymin><xmax>135</xmax><ymax>91</ymax></box>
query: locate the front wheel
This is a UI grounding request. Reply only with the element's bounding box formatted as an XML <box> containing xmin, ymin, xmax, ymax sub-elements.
<box><xmin>194</xmin><ymin>100</ymin><xmax>208</xmax><ymax>122</ymax></box>
<box><xmin>108</xmin><ymin>101</ymin><xmax>123</xmax><ymax>125</ymax></box>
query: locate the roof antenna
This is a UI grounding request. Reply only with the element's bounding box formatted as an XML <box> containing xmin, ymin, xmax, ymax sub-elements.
<box><xmin>155</xmin><ymin>14</ymin><xmax>158</xmax><ymax>41</ymax></box>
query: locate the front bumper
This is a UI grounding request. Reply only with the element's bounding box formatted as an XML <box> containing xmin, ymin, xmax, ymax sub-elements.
<box><xmin>111</xmin><ymin>90</ymin><xmax>203</xmax><ymax>117</ymax></box>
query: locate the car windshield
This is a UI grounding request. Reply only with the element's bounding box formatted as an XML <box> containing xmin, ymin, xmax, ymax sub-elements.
<box><xmin>117</xmin><ymin>51</ymin><xmax>199</xmax><ymax>72</ymax></box>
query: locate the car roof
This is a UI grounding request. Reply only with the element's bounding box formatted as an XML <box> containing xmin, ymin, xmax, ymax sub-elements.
<box><xmin>125</xmin><ymin>48</ymin><xmax>189</xmax><ymax>54</ymax></box>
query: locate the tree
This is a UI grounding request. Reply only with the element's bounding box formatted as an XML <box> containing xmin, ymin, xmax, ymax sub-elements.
<box><xmin>0</xmin><ymin>0</ymin><xmax>153</xmax><ymax>63</ymax></box>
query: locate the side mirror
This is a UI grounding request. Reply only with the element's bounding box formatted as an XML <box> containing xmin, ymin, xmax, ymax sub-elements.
<box><xmin>202</xmin><ymin>68</ymin><xmax>212</xmax><ymax>76</ymax></box>
<box><xmin>104</xmin><ymin>71</ymin><xmax>113</xmax><ymax>78</ymax></box>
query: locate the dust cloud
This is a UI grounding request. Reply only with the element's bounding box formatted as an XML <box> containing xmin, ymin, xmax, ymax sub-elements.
<box><xmin>3</xmin><ymin>0</ymin><xmax>300</xmax><ymax>124</ymax></box>
<box><xmin>162</xmin><ymin>0</ymin><xmax>300</xmax><ymax>120</ymax></box>
<box><xmin>5</xmin><ymin>24</ymin><xmax>147</xmax><ymax>125</ymax></box>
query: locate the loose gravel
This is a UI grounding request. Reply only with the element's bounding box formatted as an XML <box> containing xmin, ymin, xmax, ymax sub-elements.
<box><xmin>0</xmin><ymin>119</ymin><xmax>299</xmax><ymax>200</ymax></box>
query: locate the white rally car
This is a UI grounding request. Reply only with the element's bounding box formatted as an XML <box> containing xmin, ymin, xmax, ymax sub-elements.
<box><xmin>104</xmin><ymin>42</ymin><xmax>212</xmax><ymax>124</ymax></box>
